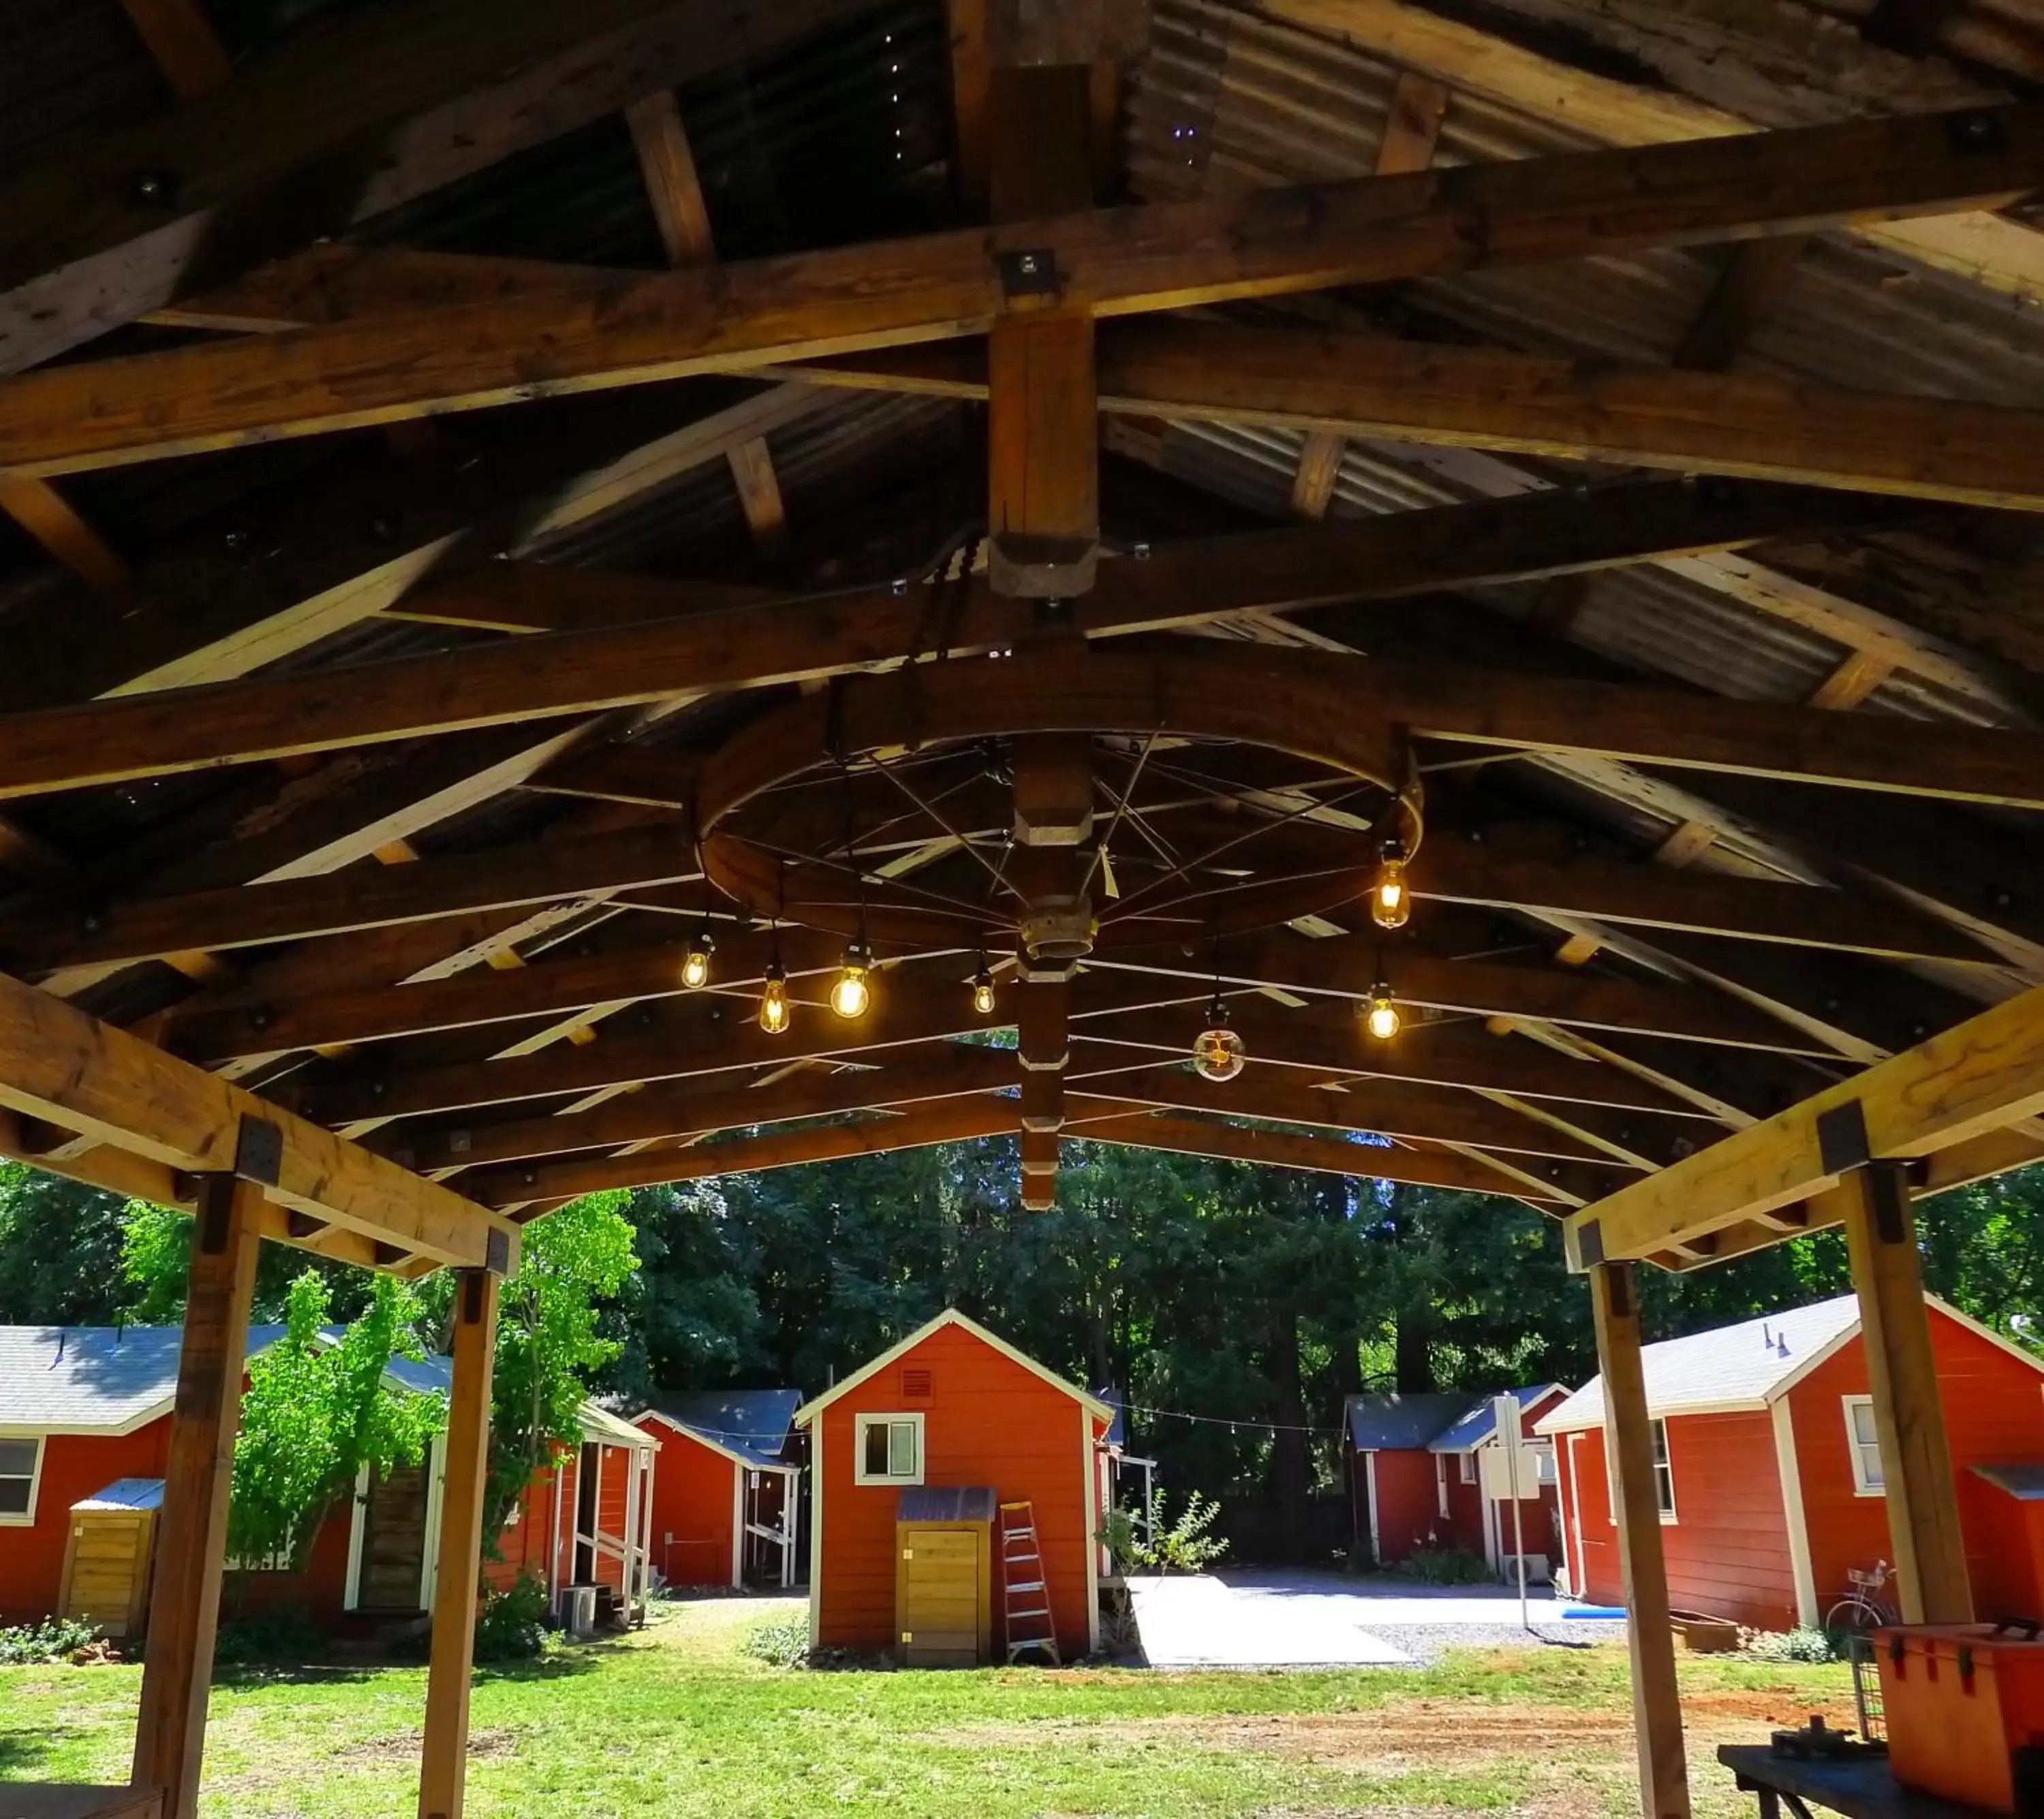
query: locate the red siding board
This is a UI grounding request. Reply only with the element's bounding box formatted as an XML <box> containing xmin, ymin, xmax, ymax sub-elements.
<box><xmin>637</xmin><ymin>1418</ymin><xmax>741</xmax><ymax>1589</ymax></box>
<box><xmin>0</xmin><ymin>1419</ymin><xmax>172</xmax><ymax>1625</ymax></box>
<box><xmin>814</xmin><ymin>1322</ymin><xmax>1106</xmax><ymax>1661</ymax></box>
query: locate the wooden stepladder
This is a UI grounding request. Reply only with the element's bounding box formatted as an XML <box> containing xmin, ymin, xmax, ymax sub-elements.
<box><xmin>999</xmin><ymin>1500</ymin><xmax>1060</xmax><ymax>1666</ymax></box>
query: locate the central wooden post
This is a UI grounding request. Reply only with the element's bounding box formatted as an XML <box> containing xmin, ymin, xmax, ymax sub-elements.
<box><xmin>132</xmin><ymin>1173</ymin><xmax>262</xmax><ymax>1819</ymax></box>
<box><xmin>418</xmin><ymin>1266</ymin><xmax>501</xmax><ymax>1819</ymax></box>
<box><xmin>1591</xmin><ymin>1262</ymin><xmax>1691</xmax><ymax>1819</ymax></box>
<box><xmin>1832</xmin><ymin>1162</ymin><xmax>1972</xmax><ymax>1623</ymax></box>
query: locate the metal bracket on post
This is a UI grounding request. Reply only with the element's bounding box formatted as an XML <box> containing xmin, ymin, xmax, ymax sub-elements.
<box><xmin>1816</xmin><ymin>1099</ymin><xmax>1872</xmax><ymax>1178</ymax></box>
<box><xmin>485</xmin><ymin>1226</ymin><xmax>512</xmax><ymax>1276</ymax></box>
<box><xmin>996</xmin><ymin>247</ymin><xmax>1059</xmax><ymax>298</ymax></box>
<box><xmin>232</xmin><ymin>1115</ymin><xmax>283</xmax><ymax>1187</ymax></box>
<box><xmin>1565</xmin><ymin>1215</ymin><xmax>1604</xmax><ymax>1273</ymax></box>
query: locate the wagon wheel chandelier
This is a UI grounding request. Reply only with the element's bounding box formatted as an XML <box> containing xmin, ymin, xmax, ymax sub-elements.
<box><xmin>677</xmin><ymin>647</ymin><xmax>1426</xmax><ymax>1057</ymax></box>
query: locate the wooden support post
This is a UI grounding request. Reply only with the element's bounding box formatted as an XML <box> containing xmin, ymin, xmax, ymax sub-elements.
<box><xmin>131</xmin><ymin>1175</ymin><xmax>262</xmax><ymax>1819</ymax></box>
<box><xmin>418</xmin><ymin>1267</ymin><xmax>501</xmax><ymax>1819</ymax></box>
<box><xmin>1590</xmin><ymin>1262</ymin><xmax>1691</xmax><ymax>1819</ymax></box>
<box><xmin>1833</xmin><ymin>1162</ymin><xmax>1973</xmax><ymax>1623</ymax></box>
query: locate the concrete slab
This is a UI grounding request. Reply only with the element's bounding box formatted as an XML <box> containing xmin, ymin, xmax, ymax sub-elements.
<box><xmin>1126</xmin><ymin>1572</ymin><xmax>1414</xmax><ymax>1668</ymax></box>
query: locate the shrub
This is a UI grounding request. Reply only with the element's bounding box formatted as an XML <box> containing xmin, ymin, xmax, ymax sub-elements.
<box><xmin>0</xmin><ymin>1617</ymin><xmax>104</xmax><ymax>1664</ymax></box>
<box><xmin>474</xmin><ymin>1573</ymin><xmax>552</xmax><ymax>1662</ymax></box>
<box><xmin>1096</xmin><ymin>1488</ymin><xmax>1231</xmax><ymax>1576</ymax></box>
<box><xmin>215</xmin><ymin>1604</ymin><xmax>329</xmax><ymax>1666</ymax></box>
<box><xmin>742</xmin><ymin>1612</ymin><xmax>811</xmax><ymax>1668</ymax></box>
<box><xmin>1406</xmin><ymin>1544</ymin><xmax>1491</xmax><ymax>1585</ymax></box>
<box><xmin>1744</xmin><ymin>1626</ymin><xmax>1838</xmax><ymax>1664</ymax></box>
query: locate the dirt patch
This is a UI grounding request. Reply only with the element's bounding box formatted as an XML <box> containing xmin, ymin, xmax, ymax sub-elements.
<box><xmin>329</xmin><ymin>1727</ymin><xmax>518</xmax><ymax>1762</ymax></box>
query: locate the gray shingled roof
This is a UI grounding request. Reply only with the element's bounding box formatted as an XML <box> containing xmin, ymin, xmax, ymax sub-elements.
<box><xmin>1429</xmin><ymin>1384</ymin><xmax>1569</xmax><ymax>1454</ymax></box>
<box><xmin>639</xmin><ymin>1389</ymin><xmax>801</xmax><ymax>1470</ymax></box>
<box><xmin>1345</xmin><ymin>1391</ymin><xmax>1483</xmax><ymax>1451</ymax></box>
<box><xmin>0</xmin><ymin>1325</ymin><xmax>286</xmax><ymax>1433</ymax></box>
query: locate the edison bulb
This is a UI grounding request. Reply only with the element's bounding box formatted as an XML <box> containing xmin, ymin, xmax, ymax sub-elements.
<box><xmin>759</xmin><ymin>965</ymin><xmax>790</xmax><ymax>1035</ymax></box>
<box><xmin>829</xmin><ymin>952</ymin><xmax>871</xmax><ymax>1021</ymax></box>
<box><xmin>1371</xmin><ymin>846</ymin><xmax>1411</xmax><ymax>931</ymax></box>
<box><xmin>681</xmin><ymin>935</ymin><xmax>714</xmax><ymax>990</ymax></box>
<box><xmin>972</xmin><ymin>967</ymin><xmax>996</xmax><ymax>1016</ymax></box>
<box><xmin>1364</xmin><ymin>983</ymin><xmax>1401</xmax><ymax>1042</ymax></box>
<box><xmin>1192</xmin><ymin>1021</ymin><xmax>1248</xmax><ymax>1083</ymax></box>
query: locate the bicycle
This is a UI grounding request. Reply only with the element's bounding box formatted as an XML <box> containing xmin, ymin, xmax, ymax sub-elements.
<box><xmin>1824</xmin><ymin>1559</ymin><xmax>1897</xmax><ymax>1636</ymax></box>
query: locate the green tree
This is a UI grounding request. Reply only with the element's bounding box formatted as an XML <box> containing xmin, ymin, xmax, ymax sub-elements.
<box><xmin>465</xmin><ymin>1192</ymin><xmax>640</xmax><ymax>1539</ymax></box>
<box><xmin>229</xmin><ymin>1271</ymin><xmax>443</xmax><ymax>1571</ymax></box>
<box><xmin>0</xmin><ymin>1166</ymin><xmax>131</xmax><ymax>1325</ymax></box>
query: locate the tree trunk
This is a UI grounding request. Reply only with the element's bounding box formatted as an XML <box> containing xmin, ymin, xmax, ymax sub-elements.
<box><xmin>1270</xmin><ymin>1307</ymin><xmax>1310</xmax><ymax>1559</ymax></box>
<box><xmin>1395</xmin><ymin>1307</ymin><xmax>1437</xmax><ymax>1393</ymax></box>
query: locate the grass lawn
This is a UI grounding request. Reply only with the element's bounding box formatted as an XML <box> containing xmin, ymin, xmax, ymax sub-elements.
<box><xmin>1</xmin><ymin>1596</ymin><xmax>1854</xmax><ymax>1818</ymax></box>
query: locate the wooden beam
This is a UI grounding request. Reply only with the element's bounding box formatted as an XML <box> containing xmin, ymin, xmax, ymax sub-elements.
<box><xmin>0</xmin><ymin>477</ymin><xmax>129</xmax><ymax>589</ymax></box>
<box><xmin>1590</xmin><ymin>1261</ymin><xmax>1692</xmax><ymax>1819</ymax></box>
<box><xmin>1248</xmin><ymin>0</ymin><xmax>2042</xmax><ymax>312</ymax></box>
<box><xmin>0</xmin><ymin>965</ymin><xmax>515</xmax><ymax>1267</ymax></box>
<box><xmin>1416</xmin><ymin>840</ymin><xmax>1984</xmax><ymax>963</ymax></box>
<box><xmin>401</xmin><ymin>1040</ymin><xmax>1021</xmax><ymax>1172</ymax></box>
<box><xmin>1066</xmin><ymin>1108</ymin><xmax>1562</xmax><ymax>1198</ymax></box>
<box><xmin>1830</xmin><ymin>1163</ymin><xmax>1972</xmax><ymax>1626</ymax></box>
<box><xmin>0</xmin><ymin>0</ymin><xmax>863</xmax><ymax>375</ymax></box>
<box><xmin>1102</xmin><ymin>317</ymin><xmax>2044</xmax><ymax>512</ymax></box>
<box><xmin>1566</xmin><ymin>982</ymin><xmax>2044</xmax><ymax>1264</ymax></box>
<box><xmin>1</xmin><ymin>823</ymin><xmax>697</xmax><ymax>974</ymax></box>
<box><xmin>486</xmin><ymin>1095</ymin><xmax>1034</xmax><ymax>1202</ymax></box>
<box><xmin>131</xmin><ymin>1175</ymin><xmax>260</xmax><ymax>1819</ymax></box>
<box><xmin>1672</xmin><ymin>236</ymin><xmax>1809</xmax><ymax>373</ymax></box>
<box><xmin>120</xmin><ymin>0</ymin><xmax>234</xmax><ymax>99</ymax></box>
<box><xmin>8</xmin><ymin>102</ymin><xmax>2043</xmax><ymax>473</ymax></box>
<box><xmin>417</xmin><ymin>1267</ymin><xmax>499</xmax><ymax>1819</ymax></box>
<box><xmin>0</xmin><ymin>478</ymin><xmax>1860</xmax><ymax>802</ymax></box>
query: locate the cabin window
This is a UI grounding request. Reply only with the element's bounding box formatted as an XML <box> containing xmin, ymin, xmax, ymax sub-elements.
<box><xmin>1651</xmin><ymin>1419</ymin><xmax>1677</xmax><ymax>1521</ymax></box>
<box><xmin>854</xmin><ymin>1413</ymin><xmax>925</xmax><ymax>1486</ymax></box>
<box><xmin>1605</xmin><ymin>1419</ymin><xmax>1677</xmax><ymax>1524</ymax></box>
<box><xmin>1532</xmin><ymin>1442</ymin><xmax>1558</xmax><ymax>1487</ymax></box>
<box><xmin>0</xmin><ymin>1436</ymin><xmax>41</xmax><ymax>1523</ymax></box>
<box><xmin>1457</xmin><ymin>1452</ymin><xmax>1476</xmax><ymax>1485</ymax></box>
<box><xmin>1843</xmin><ymin>1397</ymin><xmax>1885</xmax><ymax>1495</ymax></box>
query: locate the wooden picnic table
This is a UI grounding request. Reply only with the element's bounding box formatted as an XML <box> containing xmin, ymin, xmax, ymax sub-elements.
<box><xmin>1719</xmin><ymin>1745</ymin><xmax>1994</xmax><ymax>1819</ymax></box>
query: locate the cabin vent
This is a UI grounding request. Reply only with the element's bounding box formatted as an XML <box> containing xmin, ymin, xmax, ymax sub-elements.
<box><xmin>901</xmin><ymin>1368</ymin><xmax>934</xmax><ymax>1400</ymax></box>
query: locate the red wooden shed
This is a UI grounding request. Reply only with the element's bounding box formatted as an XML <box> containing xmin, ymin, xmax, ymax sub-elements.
<box><xmin>1343</xmin><ymin>1385</ymin><xmax>1568</xmax><ymax>1574</ymax></box>
<box><xmin>632</xmin><ymin>1390</ymin><xmax>803</xmax><ymax>1591</ymax></box>
<box><xmin>793</xmin><ymin>1309</ymin><xmax>1114</xmax><ymax>1663</ymax></box>
<box><xmin>1537</xmin><ymin>1294</ymin><xmax>2044</xmax><ymax>1631</ymax></box>
<box><xmin>0</xmin><ymin>1324</ymin><xmax>655</xmax><ymax>1632</ymax></box>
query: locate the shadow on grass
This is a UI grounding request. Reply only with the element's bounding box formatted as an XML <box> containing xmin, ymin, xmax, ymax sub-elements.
<box><xmin>0</xmin><ymin>1726</ymin><xmax>62</xmax><ymax>1775</ymax></box>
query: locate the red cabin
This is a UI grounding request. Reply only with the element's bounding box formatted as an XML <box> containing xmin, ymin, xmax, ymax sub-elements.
<box><xmin>0</xmin><ymin>1324</ymin><xmax>655</xmax><ymax>1632</ymax></box>
<box><xmin>632</xmin><ymin>1390</ymin><xmax>804</xmax><ymax>1591</ymax></box>
<box><xmin>1538</xmin><ymin>1294</ymin><xmax>2044</xmax><ymax>1631</ymax></box>
<box><xmin>794</xmin><ymin>1309</ymin><xmax>1113</xmax><ymax>1663</ymax></box>
<box><xmin>1343</xmin><ymin>1386</ymin><xmax>1568</xmax><ymax>1574</ymax></box>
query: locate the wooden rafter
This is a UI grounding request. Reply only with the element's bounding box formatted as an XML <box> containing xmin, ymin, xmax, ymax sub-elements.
<box><xmin>6</xmin><ymin>103</ymin><xmax>2042</xmax><ymax>474</ymax></box>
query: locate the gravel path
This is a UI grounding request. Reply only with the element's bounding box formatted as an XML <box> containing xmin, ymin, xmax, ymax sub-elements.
<box><xmin>1364</xmin><ymin>1617</ymin><xmax>1630</xmax><ymax>1664</ymax></box>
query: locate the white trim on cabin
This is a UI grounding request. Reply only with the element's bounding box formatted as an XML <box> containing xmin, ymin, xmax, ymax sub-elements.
<box><xmin>792</xmin><ymin>1309</ymin><xmax>1114</xmax><ymax>1429</ymax></box>
<box><xmin>419</xmin><ymin>1429</ymin><xmax>447</xmax><ymax>1613</ymax></box>
<box><xmin>1083</xmin><ymin>1402</ymin><xmax>1101</xmax><ymax>1654</ymax></box>
<box><xmin>852</xmin><ymin>1412</ymin><xmax>925</xmax><ymax>1486</ymax></box>
<box><xmin>0</xmin><ymin>1431</ymin><xmax>46</xmax><ymax>1526</ymax></box>
<box><xmin>730</xmin><ymin>1459</ymin><xmax>745</xmax><ymax>1590</ymax></box>
<box><xmin>1563</xmin><ymin>1431</ymin><xmax>1585</xmax><ymax>1596</ymax></box>
<box><xmin>808</xmin><ymin>1421</ymin><xmax>824</xmax><ymax>1647</ymax></box>
<box><xmin>1435</xmin><ymin>1452</ymin><xmax>1449</xmax><ymax>1522</ymax></box>
<box><xmin>343</xmin><ymin>1461</ymin><xmax>368</xmax><ymax>1612</ymax></box>
<box><xmin>1771</xmin><ymin>1397</ymin><xmax>1819</xmax><ymax>1627</ymax></box>
<box><xmin>1363</xmin><ymin>1452</ymin><xmax>1380</xmax><ymax>1564</ymax></box>
<box><xmin>1841</xmin><ymin>1395</ymin><xmax>1885</xmax><ymax>1497</ymax></box>
<box><xmin>635</xmin><ymin>1408</ymin><xmax>779</xmax><ymax>1474</ymax></box>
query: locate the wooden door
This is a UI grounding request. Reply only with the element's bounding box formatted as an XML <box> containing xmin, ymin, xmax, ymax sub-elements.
<box><xmin>899</xmin><ymin>1527</ymin><xmax>984</xmax><ymax>1667</ymax></box>
<box><xmin>59</xmin><ymin>1510</ymin><xmax>155</xmax><ymax>1637</ymax></box>
<box><xmin>358</xmin><ymin>1463</ymin><xmax>430</xmax><ymax>1611</ymax></box>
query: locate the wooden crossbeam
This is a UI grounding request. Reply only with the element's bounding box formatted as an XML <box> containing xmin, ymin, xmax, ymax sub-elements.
<box><xmin>5</xmin><ymin>103</ymin><xmax>2041</xmax><ymax>474</ymax></box>
<box><xmin>0</xmin><ymin>966</ymin><xmax>514</xmax><ymax>1267</ymax></box>
<box><xmin>1566</xmin><ymin>981</ymin><xmax>2044</xmax><ymax>1265</ymax></box>
<box><xmin>0</xmin><ymin>480</ymin><xmax>1857</xmax><ymax>801</ymax></box>
<box><xmin>0</xmin><ymin>0</ymin><xmax>863</xmax><ymax>375</ymax></box>
<box><xmin>1065</xmin><ymin>1107</ymin><xmax>1554</xmax><ymax>1198</ymax></box>
<box><xmin>0</xmin><ymin>824</ymin><xmax>698</xmax><ymax>974</ymax></box>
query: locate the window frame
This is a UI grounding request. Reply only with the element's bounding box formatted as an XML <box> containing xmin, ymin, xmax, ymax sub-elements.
<box><xmin>1436</xmin><ymin>1452</ymin><xmax>1449</xmax><ymax>1521</ymax></box>
<box><xmin>853</xmin><ymin>1412</ymin><xmax>926</xmax><ymax>1487</ymax></box>
<box><xmin>1605</xmin><ymin>1418</ymin><xmax>1678</xmax><ymax>1525</ymax></box>
<box><xmin>1842</xmin><ymin>1395</ymin><xmax>1885</xmax><ymax>1497</ymax></box>
<box><xmin>0</xmin><ymin>1433</ymin><xmax>43</xmax><ymax>1527</ymax></box>
<box><xmin>1457</xmin><ymin>1451</ymin><xmax>1476</xmax><ymax>1486</ymax></box>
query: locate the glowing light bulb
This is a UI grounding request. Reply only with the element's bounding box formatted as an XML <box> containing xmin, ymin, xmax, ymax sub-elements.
<box><xmin>829</xmin><ymin>946</ymin><xmax>871</xmax><ymax>1021</ymax></box>
<box><xmin>1364</xmin><ymin>980</ymin><xmax>1401</xmax><ymax>1043</ymax></box>
<box><xmin>1371</xmin><ymin>841</ymin><xmax>1411</xmax><ymax>931</ymax></box>
<box><xmin>759</xmin><ymin>964</ymin><xmax>790</xmax><ymax>1035</ymax></box>
<box><xmin>680</xmin><ymin>933</ymin><xmax>714</xmax><ymax>991</ymax></box>
<box><xmin>972</xmin><ymin>967</ymin><xmax>996</xmax><ymax>1016</ymax></box>
<box><xmin>1192</xmin><ymin>1006</ymin><xmax>1247</xmax><ymax>1083</ymax></box>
